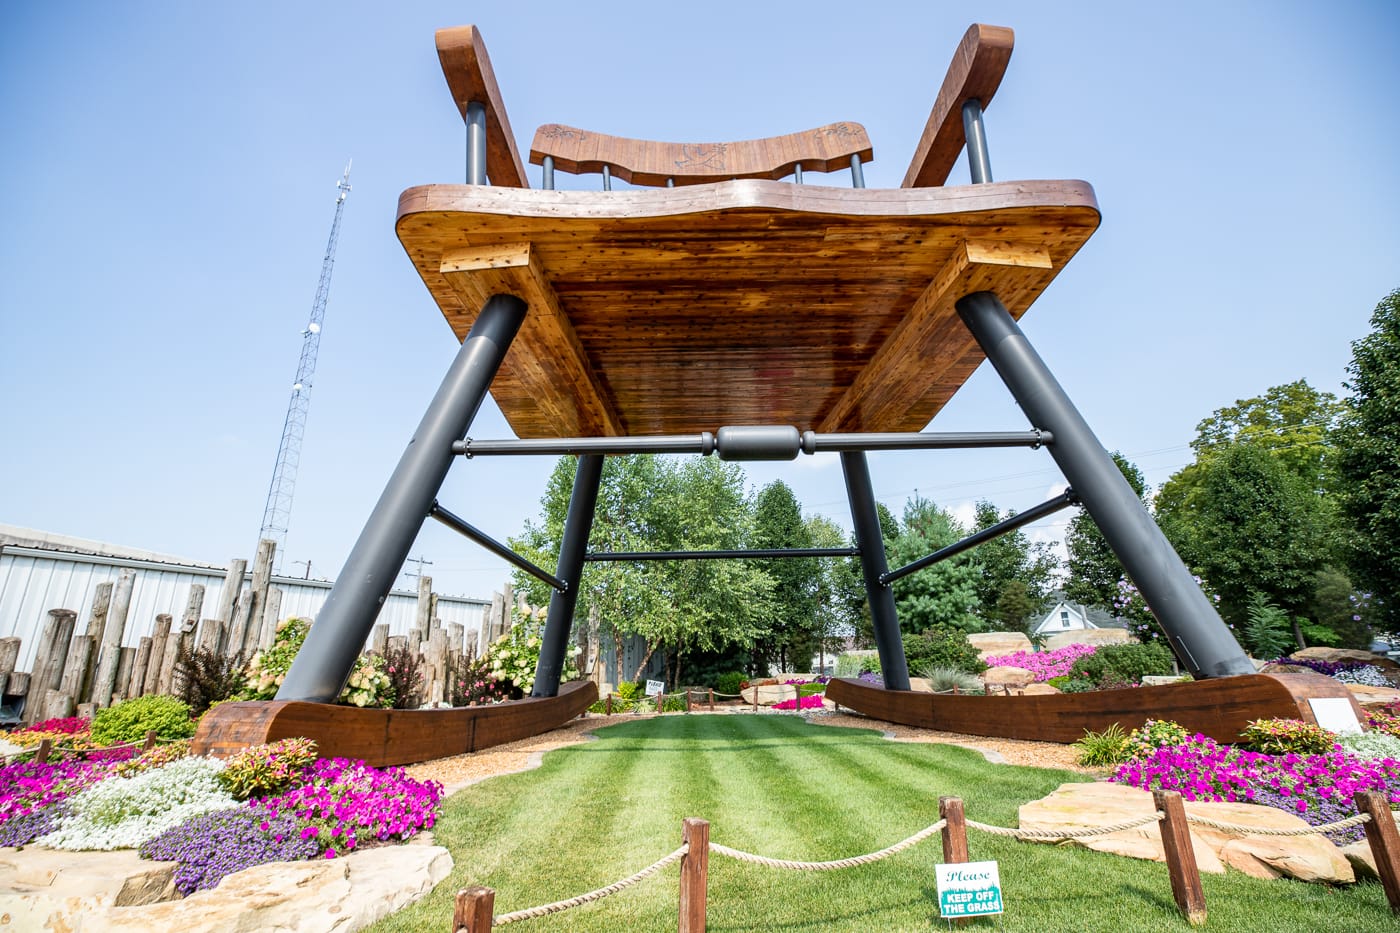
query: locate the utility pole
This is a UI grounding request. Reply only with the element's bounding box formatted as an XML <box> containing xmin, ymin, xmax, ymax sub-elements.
<box><xmin>258</xmin><ymin>162</ymin><xmax>352</xmax><ymax>573</ymax></box>
<box><xmin>405</xmin><ymin>554</ymin><xmax>434</xmax><ymax>582</ymax></box>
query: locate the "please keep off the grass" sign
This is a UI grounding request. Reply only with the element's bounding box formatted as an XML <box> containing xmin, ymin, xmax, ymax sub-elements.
<box><xmin>935</xmin><ymin>860</ymin><xmax>1004</xmax><ymax>918</ymax></box>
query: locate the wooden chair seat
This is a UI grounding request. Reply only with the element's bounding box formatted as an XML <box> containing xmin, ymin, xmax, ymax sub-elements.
<box><xmin>397</xmin><ymin>178</ymin><xmax>1099</xmax><ymax>438</ymax></box>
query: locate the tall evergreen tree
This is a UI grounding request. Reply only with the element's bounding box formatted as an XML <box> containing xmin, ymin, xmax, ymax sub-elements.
<box><xmin>751</xmin><ymin>480</ymin><xmax>819</xmax><ymax>672</ymax></box>
<box><xmin>968</xmin><ymin>500</ymin><xmax>1058</xmax><ymax>630</ymax></box>
<box><xmin>887</xmin><ymin>496</ymin><xmax>981</xmax><ymax>634</ymax></box>
<box><xmin>1332</xmin><ymin>288</ymin><xmax>1400</xmax><ymax>631</ymax></box>
<box><xmin>1063</xmin><ymin>452</ymin><xmax>1146</xmax><ymax>610</ymax></box>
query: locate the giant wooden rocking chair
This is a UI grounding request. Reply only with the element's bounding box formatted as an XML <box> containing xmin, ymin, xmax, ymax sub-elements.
<box><xmin>193</xmin><ymin>24</ymin><xmax>1360</xmax><ymax>765</ymax></box>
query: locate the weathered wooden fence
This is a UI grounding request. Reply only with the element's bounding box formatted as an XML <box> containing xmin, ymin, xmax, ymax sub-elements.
<box><xmin>1</xmin><ymin>541</ymin><xmax>522</xmax><ymax>723</ymax></box>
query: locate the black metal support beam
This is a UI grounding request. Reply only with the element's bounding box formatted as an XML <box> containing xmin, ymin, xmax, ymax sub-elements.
<box><xmin>961</xmin><ymin>99</ymin><xmax>992</xmax><ymax>184</ymax></box>
<box><xmin>955</xmin><ymin>290</ymin><xmax>1254</xmax><ymax>678</ymax></box>
<box><xmin>454</xmin><ymin>429</ymin><xmax>1047</xmax><ymax>459</ymax></box>
<box><xmin>532</xmin><ymin>454</ymin><xmax>604</xmax><ymax>697</ymax></box>
<box><xmin>465</xmin><ymin>101</ymin><xmax>487</xmax><ymax>185</ymax></box>
<box><xmin>841</xmin><ymin>451</ymin><xmax>911</xmax><ymax>691</ymax></box>
<box><xmin>585</xmin><ymin>547</ymin><xmax>858</xmax><ymax>562</ymax></box>
<box><xmin>882</xmin><ymin>488</ymin><xmax>1079</xmax><ymax>585</ymax></box>
<box><xmin>429</xmin><ymin>501</ymin><xmax>565</xmax><ymax>592</ymax></box>
<box><xmin>277</xmin><ymin>294</ymin><xmax>528</xmax><ymax>702</ymax></box>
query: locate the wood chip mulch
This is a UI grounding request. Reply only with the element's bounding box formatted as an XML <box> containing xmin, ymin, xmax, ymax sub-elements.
<box><xmin>405</xmin><ymin>707</ymin><xmax>1097</xmax><ymax>796</ymax></box>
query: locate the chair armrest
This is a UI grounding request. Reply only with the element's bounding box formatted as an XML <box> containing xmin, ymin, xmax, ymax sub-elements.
<box><xmin>435</xmin><ymin>25</ymin><xmax>530</xmax><ymax>188</ymax></box>
<box><xmin>902</xmin><ymin>24</ymin><xmax>1014</xmax><ymax>188</ymax></box>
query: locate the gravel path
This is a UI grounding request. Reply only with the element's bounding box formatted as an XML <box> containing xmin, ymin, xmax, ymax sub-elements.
<box><xmin>404</xmin><ymin>707</ymin><xmax>1095</xmax><ymax>795</ymax></box>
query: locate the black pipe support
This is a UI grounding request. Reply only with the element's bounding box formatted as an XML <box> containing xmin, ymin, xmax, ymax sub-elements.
<box><xmin>841</xmin><ymin>451</ymin><xmax>911</xmax><ymax>691</ymax></box>
<box><xmin>276</xmin><ymin>294</ymin><xmax>528</xmax><ymax>702</ymax></box>
<box><xmin>429</xmin><ymin>501</ymin><xmax>566</xmax><ymax>592</ymax></box>
<box><xmin>955</xmin><ymin>290</ymin><xmax>1254</xmax><ymax>678</ymax></box>
<box><xmin>532</xmin><ymin>454</ymin><xmax>604</xmax><ymax>697</ymax></box>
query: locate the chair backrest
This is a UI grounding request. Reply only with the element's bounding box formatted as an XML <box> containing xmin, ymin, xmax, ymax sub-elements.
<box><xmin>529</xmin><ymin>121</ymin><xmax>873</xmax><ymax>188</ymax></box>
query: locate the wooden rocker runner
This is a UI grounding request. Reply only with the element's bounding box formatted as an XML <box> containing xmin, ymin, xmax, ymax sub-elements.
<box><xmin>195</xmin><ymin>24</ymin><xmax>1360</xmax><ymax>764</ymax></box>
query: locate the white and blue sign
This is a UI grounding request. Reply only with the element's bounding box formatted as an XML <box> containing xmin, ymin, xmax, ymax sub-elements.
<box><xmin>936</xmin><ymin>860</ymin><xmax>1004</xmax><ymax>918</ymax></box>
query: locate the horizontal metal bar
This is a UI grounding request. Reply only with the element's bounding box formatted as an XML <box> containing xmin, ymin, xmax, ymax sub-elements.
<box><xmin>454</xmin><ymin>429</ymin><xmax>1048</xmax><ymax>458</ymax></box>
<box><xmin>801</xmin><ymin>430</ymin><xmax>1049</xmax><ymax>452</ymax></box>
<box><xmin>455</xmin><ymin>434</ymin><xmax>715</xmax><ymax>457</ymax></box>
<box><xmin>585</xmin><ymin>547</ymin><xmax>858</xmax><ymax>563</ymax></box>
<box><xmin>881</xmin><ymin>488</ymin><xmax>1079</xmax><ymax>586</ymax></box>
<box><xmin>429</xmin><ymin>501</ymin><xmax>567</xmax><ymax>592</ymax></box>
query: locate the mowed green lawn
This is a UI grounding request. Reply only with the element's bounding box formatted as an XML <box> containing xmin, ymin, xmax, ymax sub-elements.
<box><xmin>370</xmin><ymin>715</ymin><xmax>1394</xmax><ymax>932</ymax></box>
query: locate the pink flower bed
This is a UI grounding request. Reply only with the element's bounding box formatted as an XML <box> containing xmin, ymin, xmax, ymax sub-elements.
<box><xmin>772</xmin><ymin>695</ymin><xmax>825</xmax><ymax>711</ymax></box>
<box><xmin>983</xmin><ymin>644</ymin><xmax>1098</xmax><ymax>682</ymax></box>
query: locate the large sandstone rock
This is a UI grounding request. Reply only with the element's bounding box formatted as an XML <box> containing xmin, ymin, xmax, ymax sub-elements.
<box><xmin>1017</xmin><ymin>782</ymin><xmax>1353</xmax><ymax>884</ymax></box>
<box><xmin>1346</xmin><ymin>683</ymin><xmax>1400</xmax><ymax>708</ymax></box>
<box><xmin>0</xmin><ymin>840</ymin><xmax>452</xmax><ymax>932</ymax></box>
<box><xmin>1041</xmin><ymin>628</ymin><xmax>1132</xmax><ymax>651</ymax></box>
<box><xmin>966</xmin><ymin>632</ymin><xmax>1031</xmax><ymax>660</ymax></box>
<box><xmin>980</xmin><ymin>666</ymin><xmax>1037</xmax><ymax>688</ymax></box>
<box><xmin>741</xmin><ymin>683</ymin><xmax>804</xmax><ymax>705</ymax></box>
<box><xmin>1019</xmin><ymin>682</ymin><xmax>1060</xmax><ymax>695</ymax></box>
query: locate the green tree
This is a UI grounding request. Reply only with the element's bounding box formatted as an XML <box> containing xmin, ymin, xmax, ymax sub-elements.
<box><xmin>1332</xmin><ymin>288</ymin><xmax>1400</xmax><ymax>632</ymax></box>
<box><xmin>968</xmin><ymin>500</ymin><xmax>1057</xmax><ymax>630</ymax></box>
<box><xmin>512</xmin><ymin>455</ymin><xmax>775</xmax><ymax>684</ymax></box>
<box><xmin>888</xmin><ymin>496</ymin><xmax>981</xmax><ymax>633</ymax></box>
<box><xmin>1156</xmin><ymin>444</ymin><xmax>1331</xmax><ymax>630</ymax></box>
<box><xmin>806</xmin><ymin>514</ymin><xmax>863</xmax><ymax>671</ymax></box>
<box><xmin>1187</xmin><ymin>380</ymin><xmax>1343</xmax><ymax>491</ymax></box>
<box><xmin>1064</xmin><ymin>453</ymin><xmax>1146</xmax><ymax>610</ymax></box>
<box><xmin>751</xmin><ymin>481</ymin><xmax>819</xmax><ymax>672</ymax></box>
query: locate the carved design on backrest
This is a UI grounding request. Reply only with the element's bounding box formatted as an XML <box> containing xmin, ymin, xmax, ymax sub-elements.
<box><xmin>675</xmin><ymin>143</ymin><xmax>728</xmax><ymax>173</ymax></box>
<box><xmin>530</xmin><ymin>122</ymin><xmax>872</xmax><ymax>187</ymax></box>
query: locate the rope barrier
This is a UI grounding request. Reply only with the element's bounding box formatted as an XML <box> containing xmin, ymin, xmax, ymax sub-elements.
<box><xmin>493</xmin><ymin>845</ymin><xmax>689</xmax><ymax>925</ymax></box>
<box><xmin>710</xmin><ymin>818</ymin><xmax>948</xmax><ymax>871</ymax></box>
<box><xmin>965</xmin><ymin>812</ymin><xmax>1165</xmax><ymax>839</ymax></box>
<box><xmin>1185</xmin><ymin>811</ymin><xmax>1373</xmax><ymax>836</ymax></box>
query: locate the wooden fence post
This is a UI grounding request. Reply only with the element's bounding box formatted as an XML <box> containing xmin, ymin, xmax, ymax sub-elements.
<box><xmin>93</xmin><ymin>569</ymin><xmax>136</xmax><ymax>707</ymax></box>
<box><xmin>939</xmin><ymin>796</ymin><xmax>968</xmax><ymax>864</ymax></box>
<box><xmin>708</xmin><ymin>688</ymin><xmax>714</xmax><ymax>711</ymax></box>
<box><xmin>143</xmin><ymin>730</ymin><xmax>159</xmax><ymax>752</ymax></box>
<box><xmin>143</xmin><ymin>615</ymin><xmax>172</xmax><ymax>696</ymax></box>
<box><xmin>605</xmin><ymin>693</ymin><xmax>612</xmax><ymax>716</ymax></box>
<box><xmin>1356</xmin><ymin>791</ymin><xmax>1400</xmax><ymax>914</ymax></box>
<box><xmin>27</xmin><ymin>609</ymin><xmax>76</xmax><ymax>724</ymax></box>
<box><xmin>1153</xmin><ymin>789</ymin><xmax>1206</xmax><ymax>926</ymax></box>
<box><xmin>36</xmin><ymin>739</ymin><xmax>52</xmax><ymax>764</ymax></box>
<box><xmin>680</xmin><ymin>817</ymin><xmax>709</xmax><ymax>933</ymax></box>
<box><xmin>452</xmin><ymin>886</ymin><xmax>495</xmax><ymax>933</ymax></box>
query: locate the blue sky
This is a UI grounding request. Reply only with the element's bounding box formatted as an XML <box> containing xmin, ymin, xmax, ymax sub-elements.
<box><xmin>3</xmin><ymin>1</ymin><xmax>1397</xmax><ymax>598</ymax></box>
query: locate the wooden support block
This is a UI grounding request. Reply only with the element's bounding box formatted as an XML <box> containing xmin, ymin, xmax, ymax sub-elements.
<box><xmin>679</xmin><ymin>818</ymin><xmax>710</xmax><ymax>933</ymax></box>
<box><xmin>27</xmin><ymin>609</ymin><xmax>76</xmax><ymax>725</ymax></box>
<box><xmin>452</xmin><ymin>886</ymin><xmax>495</xmax><ymax>933</ymax></box>
<box><xmin>1356</xmin><ymin>791</ymin><xmax>1400</xmax><ymax>914</ymax></box>
<box><xmin>964</xmin><ymin>239</ymin><xmax>1053</xmax><ymax>268</ymax></box>
<box><xmin>1154</xmin><ymin>790</ymin><xmax>1206</xmax><ymax>926</ymax></box>
<box><xmin>59</xmin><ymin>635</ymin><xmax>95</xmax><ymax>707</ymax></box>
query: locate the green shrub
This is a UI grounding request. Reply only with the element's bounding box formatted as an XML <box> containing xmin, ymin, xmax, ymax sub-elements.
<box><xmin>616</xmin><ymin>681</ymin><xmax>644</xmax><ymax>701</ymax></box>
<box><xmin>1073</xmin><ymin>723</ymin><xmax>1131</xmax><ymax>767</ymax></box>
<box><xmin>1125</xmin><ymin>719</ymin><xmax>1189</xmax><ymax>760</ymax></box>
<box><xmin>1067</xmin><ymin>642</ymin><xmax>1174</xmax><ymax>688</ymax></box>
<box><xmin>715</xmin><ymin>672</ymin><xmax>746</xmax><ymax>696</ymax></box>
<box><xmin>919</xmin><ymin>665</ymin><xmax>984</xmax><ymax>694</ymax></box>
<box><xmin>90</xmin><ymin>695</ymin><xmax>196</xmax><ymax>746</ymax></box>
<box><xmin>1045</xmin><ymin>675</ymin><xmax>1071</xmax><ymax>690</ymax></box>
<box><xmin>1238</xmin><ymin>718</ymin><xmax>1336</xmax><ymax>756</ymax></box>
<box><xmin>1060</xmin><ymin>678</ymin><xmax>1096</xmax><ymax>694</ymax></box>
<box><xmin>903</xmin><ymin>627</ymin><xmax>986</xmax><ymax>675</ymax></box>
<box><xmin>659</xmin><ymin>693</ymin><xmax>687</xmax><ymax>712</ymax></box>
<box><xmin>1244</xmin><ymin>593</ymin><xmax>1297</xmax><ymax>659</ymax></box>
<box><xmin>217</xmin><ymin>737</ymin><xmax>318</xmax><ymax>800</ymax></box>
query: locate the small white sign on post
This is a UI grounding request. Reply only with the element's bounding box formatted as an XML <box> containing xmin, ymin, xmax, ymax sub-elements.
<box><xmin>645</xmin><ymin>679</ymin><xmax>665</xmax><ymax>697</ymax></box>
<box><xmin>936</xmin><ymin>860</ymin><xmax>1004</xmax><ymax>918</ymax></box>
<box><xmin>1308</xmin><ymin>697</ymin><xmax>1363</xmax><ymax>735</ymax></box>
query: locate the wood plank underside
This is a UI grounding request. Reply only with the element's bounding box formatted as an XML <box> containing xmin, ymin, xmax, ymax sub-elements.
<box><xmin>397</xmin><ymin>179</ymin><xmax>1099</xmax><ymax>438</ymax></box>
<box><xmin>190</xmin><ymin>680</ymin><xmax>598</xmax><ymax>768</ymax></box>
<box><xmin>824</xmin><ymin>673</ymin><xmax>1364</xmax><ymax>745</ymax></box>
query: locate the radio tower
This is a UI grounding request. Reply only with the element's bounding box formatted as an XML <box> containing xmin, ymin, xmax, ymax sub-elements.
<box><xmin>258</xmin><ymin>162</ymin><xmax>352</xmax><ymax>573</ymax></box>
